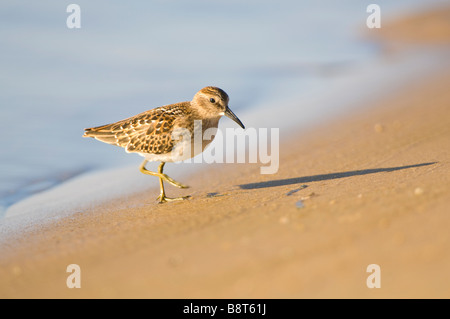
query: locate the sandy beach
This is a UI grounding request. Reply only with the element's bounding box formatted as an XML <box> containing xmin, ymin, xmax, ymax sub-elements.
<box><xmin>1</xmin><ymin>6</ymin><xmax>449</xmax><ymax>298</ymax></box>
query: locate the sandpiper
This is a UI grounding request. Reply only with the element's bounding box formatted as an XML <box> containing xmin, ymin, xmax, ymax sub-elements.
<box><xmin>83</xmin><ymin>86</ymin><xmax>245</xmax><ymax>203</ymax></box>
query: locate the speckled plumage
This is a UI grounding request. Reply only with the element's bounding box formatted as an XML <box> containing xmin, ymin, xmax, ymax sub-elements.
<box><xmin>84</xmin><ymin>102</ymin><xmax>191</xmax><ymax>157</ymax></box>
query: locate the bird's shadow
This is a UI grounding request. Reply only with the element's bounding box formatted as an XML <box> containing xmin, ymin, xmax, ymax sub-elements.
<box><xmin>238</xmin><ymin>162</ymin><xmax>436</xmax><ymax>190</ymax></box>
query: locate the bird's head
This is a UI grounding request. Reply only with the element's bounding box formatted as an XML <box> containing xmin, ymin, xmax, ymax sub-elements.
<box><xmin>192</xmin><ymin>86</ymin><xmax>245</xmax><ymax>129</ymax></box>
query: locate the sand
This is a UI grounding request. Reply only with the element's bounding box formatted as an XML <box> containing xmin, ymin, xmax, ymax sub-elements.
<box><xmin>1</xmin><ymin>6</ymin><xmax>449</xmax><ymax>298</ymax></box>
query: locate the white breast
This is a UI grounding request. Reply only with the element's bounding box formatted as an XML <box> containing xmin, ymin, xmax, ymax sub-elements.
<box><xmin>137</xmin><ymin>120</ymin><xmax>218</xmax><ymax>163</ymax></box>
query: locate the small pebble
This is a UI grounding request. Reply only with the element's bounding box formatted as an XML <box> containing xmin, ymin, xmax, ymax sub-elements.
<box><xmin>414</xmin><ymin>187</ymin><xmax>424</xmax><ymax>195</ymax></box>
<box><xmin>279</xmin><ymin>216</ymin><xmax>289</xmax><ymax>224</ymax></box>
<box><xmin>207</xmin><ymin>192</ymin><xmax>219</xmax><ymax>198</ymax></box>
<box><xmin>207</xmin><ymin>192</ymin><xmax>226</xmax><ymax>198</ymax></box>
<box><xmin>296</xmin><ymin>200</ymin><xmax>305</xmax><ymax>209</ymax></box>
<box><xmin>286</xmin><ymin>185</ymin><xmax>308</xmax><ymax>196</ymax></box>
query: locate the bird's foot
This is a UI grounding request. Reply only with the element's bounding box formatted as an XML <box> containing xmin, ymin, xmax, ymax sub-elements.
<box><xmin>157</xmin><ymin>194</ymin><xmax>191</xmax><ymax>203</ymax></box>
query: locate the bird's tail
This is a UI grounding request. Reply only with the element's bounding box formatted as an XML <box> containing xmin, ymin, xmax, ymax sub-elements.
<box><xmin>83</xmin><ymin>123</ymin><xmax>120</xmax><ymax>145</ymax></box>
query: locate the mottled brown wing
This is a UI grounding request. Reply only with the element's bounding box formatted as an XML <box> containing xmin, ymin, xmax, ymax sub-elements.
<box><xmin>83</xmin><ymin>102</ymin><xmax>189</xmax><ymax>155</ymax></box>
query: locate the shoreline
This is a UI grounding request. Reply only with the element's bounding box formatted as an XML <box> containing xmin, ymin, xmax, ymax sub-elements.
<box><xmin>3</xmin><ymin>45</ymin><xmax>448</xmax><ymax>225</ymax></box>
<box><xmin>3</xmin><ymin>4</ymin><xmax>450</xmax><ymax>221</ymax></box>
<box><xmin>2</xmin><ymin>3</ymin><xmax>449</xmax><ymax>223</ymax></box>
<box><xmin>1</xmin><ymin>5</ymin><xmax>450</xmax><ymax>298</ymax></box>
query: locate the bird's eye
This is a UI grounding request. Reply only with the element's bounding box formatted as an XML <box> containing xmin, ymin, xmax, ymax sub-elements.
<box><xmin>210</xmin><ymin>98</ymin><xmax>216</xmax><ymax>103</ymax></box>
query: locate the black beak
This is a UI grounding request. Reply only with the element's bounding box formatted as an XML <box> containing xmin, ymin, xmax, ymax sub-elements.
<box><xmin>224</xmin><ymin>106</ymin><xmax>245</xmax><ymax>129</ymax></box>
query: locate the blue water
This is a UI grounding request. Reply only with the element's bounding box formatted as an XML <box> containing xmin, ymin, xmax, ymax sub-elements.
<box><xmin>0</xmin><ymin>0</ymin><xmax>447</xmax><ymax>216</ymax></box>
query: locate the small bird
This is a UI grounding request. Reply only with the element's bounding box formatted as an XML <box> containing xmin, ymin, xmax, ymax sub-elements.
<box><xmin>83</xmin><ymin>86</ymin><xmax>245</xmax><ymax>203</ymax></box>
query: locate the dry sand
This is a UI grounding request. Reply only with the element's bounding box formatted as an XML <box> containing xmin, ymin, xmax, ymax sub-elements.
<box><xmin>1</xmin><ymin>6</ymin><xmax>449</xmax><ymax>298</ymax></box>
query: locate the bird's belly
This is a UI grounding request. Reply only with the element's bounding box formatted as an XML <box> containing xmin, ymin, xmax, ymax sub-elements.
<box><xmin>138</xmin><ymin>127</ymin><xmax>216</xmax><ymax>163</ymax></box>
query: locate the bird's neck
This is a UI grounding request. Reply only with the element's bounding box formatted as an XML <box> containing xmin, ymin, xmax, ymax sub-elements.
<box><xmin>201</xmin><ymin>116</ymin><xmax>221</xmax><ymax>130</ymax></box>
<box><xmin>190</xmin><ymin>106</ymin><xmax>221</xmax><ymax>129</ymax></box>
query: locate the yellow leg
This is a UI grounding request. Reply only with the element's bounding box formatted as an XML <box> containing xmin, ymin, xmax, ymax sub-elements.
<box><xmin>139</xmin><ymin>160</ymin><xmax>189</xmax><ymax>188</ymax></box>
<box><xmin>140</xmin><ymin>161</ymin><xmax>190</xmax><ymax>203</ymax></box>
